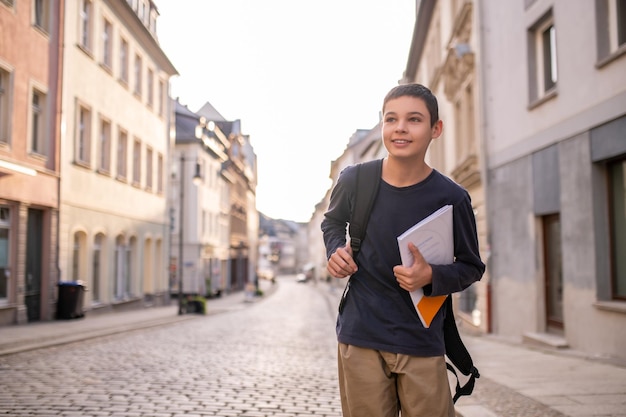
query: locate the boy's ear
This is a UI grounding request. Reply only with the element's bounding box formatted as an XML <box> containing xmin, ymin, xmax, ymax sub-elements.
<box><xmin>431</xmin><ymin>120</ymin><xmax>443</xmax><ymax>139</ymax></box>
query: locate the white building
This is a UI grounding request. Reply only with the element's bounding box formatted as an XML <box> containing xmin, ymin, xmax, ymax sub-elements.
<box><xmin>171</xmin><ymin>100</ymin><xmax>233</xmax><ymax>297</ymax></box>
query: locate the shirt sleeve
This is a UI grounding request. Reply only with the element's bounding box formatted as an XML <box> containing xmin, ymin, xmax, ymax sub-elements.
<box><xmin>320</xmin><ymin>166</ymin><xmax>356</xmax><ymax>260</ymax></box>
<box><xmin>427</xmin><ymin>192</ymin><xmax>486</xmax><ymax>296</ymax></box>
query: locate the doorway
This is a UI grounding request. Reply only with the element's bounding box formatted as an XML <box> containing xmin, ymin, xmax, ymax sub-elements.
<box><xmin>25</xmin><ymin>208</ymin><xmax>43</xmax><ymax>322</ymax></box>
<box><xmin>542</xmin><ymin>213</ymin><xmax>563</xmax><ymax>329</ymax></box>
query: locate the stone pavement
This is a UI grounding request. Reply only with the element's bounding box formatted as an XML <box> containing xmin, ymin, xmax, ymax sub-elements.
<box><xmin>1</xmin><ymin>278</ymin><xmax>625</xmax><ymax>417</ymax></box>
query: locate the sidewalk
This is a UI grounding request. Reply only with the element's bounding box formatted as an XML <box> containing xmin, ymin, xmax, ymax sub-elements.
<box><xmin>0</xmin><ymin>279</ymin><xmax>277</xmax><ymax>357</ymax></box>
<box><xmin>455</xmin><ymin>334</ymin><xmax>626</xmax><ymax>417</ymax></box>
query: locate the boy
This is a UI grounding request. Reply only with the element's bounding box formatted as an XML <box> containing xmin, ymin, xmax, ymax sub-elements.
<box><xmin>321</xmin><ymin>83</ymin><xmax>485</xmax><ymax>417</ymax></box>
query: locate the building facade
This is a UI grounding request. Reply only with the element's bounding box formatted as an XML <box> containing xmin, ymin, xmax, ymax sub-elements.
<box><xmin>171</xmin><ymin>100</ymin><xmax>233</xmax><ymax>297</ymax></box>
<box><xmin>58</xmin><ymin>0</ymin><xmax>177</xmax><ymax>314</ymax></box>
<box><xmin>0</xmin><ymin>0</ymin><xmax>63</xmax><ymax>324</ymax></box>
<box><xmin>195</xmin><ymin>102</ymin><xmax>258</xmax><ymax>295</ymax></box>
<box><xmin>400</xmin><ymin>0</ymin><xmax>626</xmax><ymax>363</ymax></box>
<box><xmin>481</xmin><ymin>0</ymin><xmax>626</xmax><ymax>361</ymax></box>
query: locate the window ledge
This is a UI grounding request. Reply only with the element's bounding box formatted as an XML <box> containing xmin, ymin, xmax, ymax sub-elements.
<box><xmin>596</xmin><ymin>44</ymin><xmax>626</xmax><ymax>69</ymax></box>
<box><xmin>593</xmin><ymin>300</ymin><xmax>626</xmax><ymax>314</ymax></box>
<box><xmin>528</xmin><ymin>88</ymin><xmax>557</xmax><ymax>110</ymax></box>
<box><xmin>76</xmin><ymin>43</ymin><xmax>94</xmax><ymax>60</ymax></box>
<box><xmin>73</xmin><ymin>160</ymin><xmax>91</xmax><ymax>170</ymax></box>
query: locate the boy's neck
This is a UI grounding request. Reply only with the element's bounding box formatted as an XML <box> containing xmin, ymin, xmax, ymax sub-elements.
<box><xmin>382</xmin><ymin>157</ymin><xmax>432</xmax><ymax>187</ymax></box>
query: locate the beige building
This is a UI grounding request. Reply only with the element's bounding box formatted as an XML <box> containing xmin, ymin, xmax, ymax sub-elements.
<box><xmin>402</xmin><ymin>0</ymin><xmax>490</xmax><ymax>332</ymax></box>
<box><xmin>58</xmin><ymin>0</ymin><xmax>177</xmax><ymax>313</ymax></box>
<box><xmin>0</xmin><ymin>0</ymin><xmax>63</xmax><ymax>324</ymax></box>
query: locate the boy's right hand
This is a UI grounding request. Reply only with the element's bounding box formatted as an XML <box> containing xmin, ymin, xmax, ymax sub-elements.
<box><xmin>327</xmin><ymin>244</ymin><xmax>358</xmax><ymax>278</ymax></box>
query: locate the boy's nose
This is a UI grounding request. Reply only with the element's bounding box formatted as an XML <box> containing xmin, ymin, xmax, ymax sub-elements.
<box><xmin>396</xmin><ymin>120</ymin><xmax>408</xmax><ymax>132</ymax></box>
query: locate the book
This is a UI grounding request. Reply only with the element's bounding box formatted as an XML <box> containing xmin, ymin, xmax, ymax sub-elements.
<box><xmin>397</xmin><ymin>205</ymin><xmax>454</xmax><ymax>328</ymax></box>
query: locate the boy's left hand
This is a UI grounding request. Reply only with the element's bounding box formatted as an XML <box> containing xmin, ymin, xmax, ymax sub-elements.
<box><xmin>392</xmin><ymin>243</ymin><xmax>433</xmax><ymax>292</ymax></box>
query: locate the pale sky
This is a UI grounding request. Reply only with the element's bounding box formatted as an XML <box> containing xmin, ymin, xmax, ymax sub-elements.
<box><xmin>156</xmin><ymin>1</ymin><xmax>416</xmax><ymax>222</ymax></box>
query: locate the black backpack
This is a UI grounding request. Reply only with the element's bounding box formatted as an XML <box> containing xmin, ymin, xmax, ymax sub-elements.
<box><xmin>345</xmin><ymin>158</ymin><xmax>480</xmax><ymax>403</ymax></box>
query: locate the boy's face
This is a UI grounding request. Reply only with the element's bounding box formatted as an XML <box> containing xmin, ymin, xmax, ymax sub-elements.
<box><xmin>381</xmin><ymin>96</ymin><xmax>442</xmax><ymax>161</ymax></box>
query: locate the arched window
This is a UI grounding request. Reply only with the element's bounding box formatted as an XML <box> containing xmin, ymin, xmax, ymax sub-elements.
<box><xmin>114</xmin><ymin>235</ymin><xmax>126</xmax><ymax>300</ymax></box>
<box><xmin>72</xmin><ymin>231</ymin><xmax>87</xmax><ymax>282</ymax></box>
<box><xmin>128</xmin><ymin>236</ymin><xmax>137</xmax><ymax>296</ymax></box>
<box><xmin>92</xmin><ymin>233</ymin><xmax>104</xmax><ymax>302</ymax></box>
<box><xmin>143</xmin><ymin>237</ymin><xmax>153</xmax><ymax>294</ymax></box>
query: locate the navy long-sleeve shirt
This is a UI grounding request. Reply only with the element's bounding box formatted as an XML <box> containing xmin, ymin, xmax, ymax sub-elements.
<box><xmin>321</xmin><ymin>164</ymin><xmax>485</xmax><ymax>356</ymax></box>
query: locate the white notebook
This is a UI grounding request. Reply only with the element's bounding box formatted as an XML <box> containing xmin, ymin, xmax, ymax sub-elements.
<box><xmin>397</xmin><ymin>205</ymin><xmax>453</xmax><ymax>328</ymax></box>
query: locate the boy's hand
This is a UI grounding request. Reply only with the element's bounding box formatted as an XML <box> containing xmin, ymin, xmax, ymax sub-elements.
<box><xmin>393</xmin><ymin>242</ymin><xmax>433</xmax><ymax>292</ymax></box>
<box><xmin>327</xmin><ymin>244</ymin><xmax>358</xmax><ymax>278</ymax></box>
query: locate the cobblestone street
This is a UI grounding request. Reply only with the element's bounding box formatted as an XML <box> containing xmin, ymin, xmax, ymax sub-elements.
<box><xmin>0</xmin><ymin>277</ymin><xmax>342</xmax><ymax>416</ymax></box>
<box><xmin>2</xmin><ymin>276</ymin><xmax>626</xmax><ymax>417</ymax></box>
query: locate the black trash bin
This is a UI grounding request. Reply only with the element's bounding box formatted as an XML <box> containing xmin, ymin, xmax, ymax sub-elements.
<box><xmin>56</xmin><ymin>281</ymin><xmax>86</xmax><ymax>319</ymax></box>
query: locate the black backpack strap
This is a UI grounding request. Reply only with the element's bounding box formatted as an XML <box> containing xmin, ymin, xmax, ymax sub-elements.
<box><xmin>348</xmin><ymin>158</ymin><xmax>383</xmax><ymax>260</ymax></box>
<box><xmin>338</xmin><ymin>159</ymin><xmax>383</xmax><ymax>314</ymax></box>
<box><xmin>443</xmin><ymin>296</ymin><xmax>480</xmax><ymax>403</ymax></box>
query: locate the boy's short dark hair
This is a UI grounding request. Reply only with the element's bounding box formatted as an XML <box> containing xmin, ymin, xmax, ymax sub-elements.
<box><xmin>382</xmin><ymin>83</ymin><xmax>439</xmax><ymax>127</ymax></box>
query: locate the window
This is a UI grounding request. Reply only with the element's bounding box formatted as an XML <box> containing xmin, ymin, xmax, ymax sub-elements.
<box><xmin>115</xmin><ymin>236</ymin><xmax>136</xmax><ymax>298</ymax></box>
<box><xmin>0</xmin><ymin>207</ymin><xmax>10</xmax><ymax>302</ymax></box>
<box><xmin>114</xmin><ymin>236</ymin><xmax>129</xmax><ymax>300</ymax></box>
<box><xmin>80</xmin><ymin>0</ymin><xmax>93</xmax><ymax>51</ymax></box>
<box><xmin>157</xmin><ymin>79</ymin><xmax>165</xmax><ymax>117</ymax></box>
<box><xmin>150</xmin><ymin>9</ymin><xmax>157</xmax><ymax>34</ymax></box>
<box><xmin>92</xmin><ymin>233</ymin><xmax>104</xmax><ymax>302</ymax></box>
<box><xmin>617</xmin><ymin>0</ymin><xmax>626</xmax><ymax>47</ymax></box>
<box><xmin>138</xmin><ymin>0</ymin><xmax>146</xmax><ymax>21</ymax></box>
<box><xmin>102</xmin><ymin>19</ymin><xmax>113</xmax><ymax>69</ymax></box>
<box><xmin>117</xmin><ymin>128</ymin><xmax>128</xmax><ymax>180</ymax></box>
<box><xmin>77</xmin><ymin>105</ymin><xmax>92</xmax><ymax>165</ymax></box>
<box><xmin>33</xmin><ymin>0</ymin><xmax>50</xmax><ymax>33</ymax></box>
<box><xmin>540</xmin><ymin>24</ymin><xmax>558</xmax><ymax>92</ymax></box>
<box><xmin>0</xmin><ymin>68</ymin><xmax>11</xmax><ymax>145</ymax></box>
<box><xmin>146</xmin><ymin>68</ymin><xmax>154</xmax><ymax>107</ymax></box>
<box><xmin>453</xmin><ymin>84</ymin><xmax>475</xmax><ymax>163</ymax></box>
<box><xmin>72</xmin><ymin>231</ymin><xmax>87</xmax><ymax>282</ymax></box>
<box><xmin>30</xmin><ymin>89</ymin><xmax>46</xmax><ymax>155</ymax></box>
<box><xmin>157</xmin><ymin>153</ymin><xmax>163</xmax><ymax>193</ymax></box>
<box><xmin>132</xmin><ymin>138</ymin><xmax>141</xmax><ymax>185</ymax></box>
<box><xmin>134</xmin><ymin>54</ymin><xmax>142</xmax><ymax>97</ymax></box>
<box><xmin>528</xmin><ymin>10</ymin><xmax>557</xmax><ymax>104</ymax></box>
<box><xmin>609</xmin><ymin>157</ymin><xmax>626</xmax><ymax>299</ymax></box>
<box><xmin>596</xmin><ymin>0</ymin><xmax>626</xmax><ymax>64</ymax></box>
<box><xmin>98</xmin><ymin>117</ymin><xmax>111</xmax><ymax>173</ymax></box>
<box><xmin>146</xmin><ymin>146</ymin><xmax>153</xmax><ymax>190</ymax></box>
<box><xmin>120</xmin><ymin>38</ymin><xmax>129</xmax><ymax>84</ymax></box>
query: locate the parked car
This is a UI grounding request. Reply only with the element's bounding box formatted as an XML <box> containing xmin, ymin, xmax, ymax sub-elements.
<box><xmin>296</xmin><ymin>263</ymin><xmax>315</xmax><ymax>283</ymax></box>
<box><xmin>258</xmin><ymin>267</ymin><xmax>276</xmax><ymax>283</ymax></box>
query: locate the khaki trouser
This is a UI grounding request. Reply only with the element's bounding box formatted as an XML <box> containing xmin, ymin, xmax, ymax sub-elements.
<box><xmin>338</xmin><ymin>343</ymin><xmax>455</xmax><ymax>417</ymax></box>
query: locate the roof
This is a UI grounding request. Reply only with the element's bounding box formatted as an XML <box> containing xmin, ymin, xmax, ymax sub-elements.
<box><xmin>174</xmin><ymin>100</ymin><xmax>200</xmax><ymax>143</ymax></box>
<box><xmin>197</xmin><ymin>102</ymin><xmax>227</xmax><ymax>121</ymax></box>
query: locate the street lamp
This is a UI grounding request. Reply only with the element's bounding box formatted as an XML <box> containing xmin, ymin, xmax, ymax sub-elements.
<box><xmin>177</xmin><ymin>154</ymin><xmax>202</xmax><ymax>315</ymax></box>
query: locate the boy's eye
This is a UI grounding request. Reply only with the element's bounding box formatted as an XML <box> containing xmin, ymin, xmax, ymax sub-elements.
<box><xmin>409</xmin><ymin>117</ymin><xmax>421</xmax><ymax>122</ymax></box>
